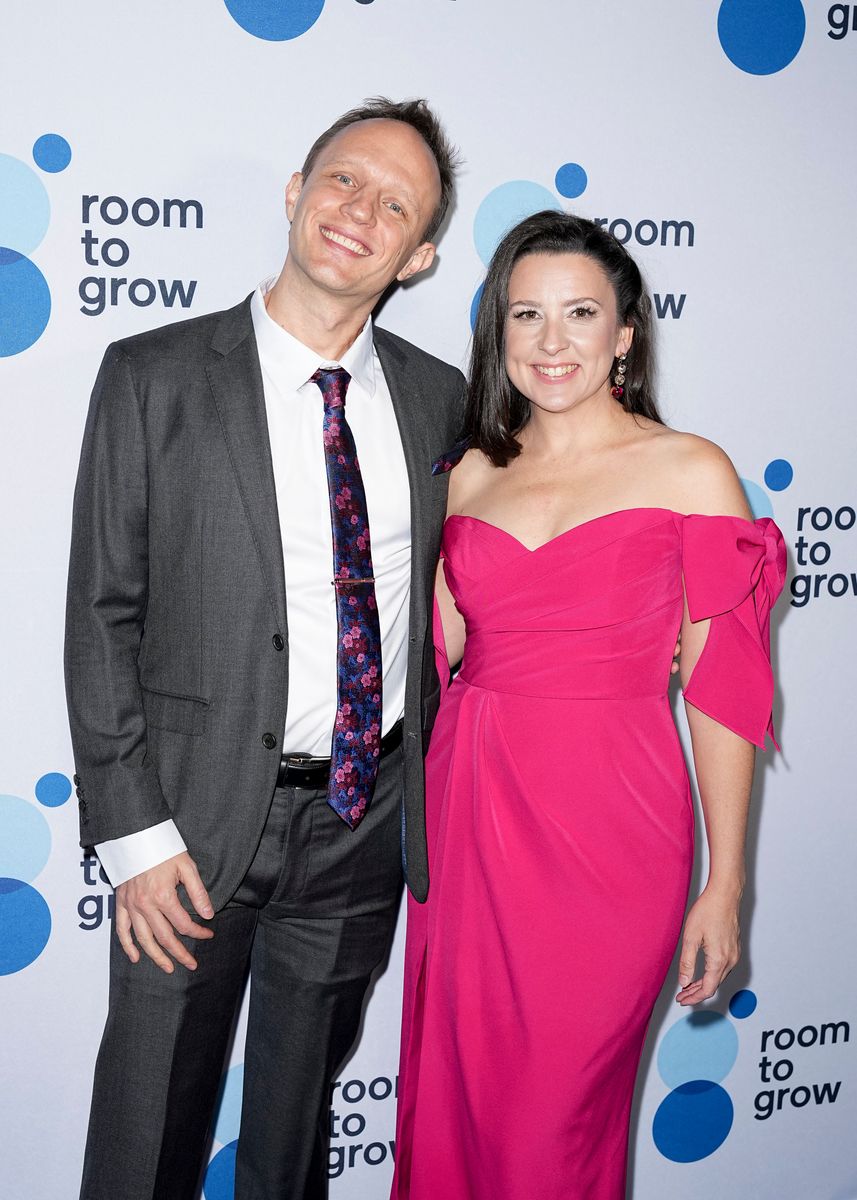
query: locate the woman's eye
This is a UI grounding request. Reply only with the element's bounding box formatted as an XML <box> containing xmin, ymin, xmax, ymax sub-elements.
<box><xmin>571</xmin><ymin>306</ymin><xmax>597</xmax><ymax>318</ymax></box>
<box><xmin>512</xmin><ymin>309</ymin><xmax>539</xmax><ymax>321</ymax></box>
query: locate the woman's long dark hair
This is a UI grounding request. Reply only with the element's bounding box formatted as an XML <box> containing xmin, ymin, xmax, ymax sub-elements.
<box><xmin>466</xmin><ymin>210</ymin><xmax>662</xmax><ymax>467</ymax></box>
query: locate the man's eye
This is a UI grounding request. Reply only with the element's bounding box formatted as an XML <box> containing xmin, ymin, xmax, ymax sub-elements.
<box><xmin>335</xmin><ymin>174</ymin><xmax>354</xmax><ymax>185</ymax></box>
<box><xmin>387</xmin><ymin>202</ymin><xmax>404</xmax><ymax>215</ymax></box>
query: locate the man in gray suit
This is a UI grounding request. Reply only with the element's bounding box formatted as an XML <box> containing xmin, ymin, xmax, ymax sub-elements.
<box><xmin>65</xmin><ymin>97</ymin><xmax>464</xmax><ymax>1199</ymax></box>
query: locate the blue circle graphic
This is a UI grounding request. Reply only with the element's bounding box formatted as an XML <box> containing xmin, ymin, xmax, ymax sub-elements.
<box><xmin>470</xmin><ymin>282</ymin><xmax>484</xmax><ymax>332</ymax></box>
<box><xmin>658</xmin><ymin>1011</ymin><xmax>738</xmax><ymax>1088</ymax></box>
<box><xmin>0</xmin><ymin>248</ymin><xmax>51</xmax><ymax>357</ymax></box>
<box><xmin>204</xmin><ymin>1140</ymin><xmax>238</xmax><ymax>1200</ymax></box>
<box><xmin>653</xmin><ymin>1080</ymin><xmax>734</xmax><ymax>1162</ymax></box>
<box><xmin>0</xmin><ymin>795</ymin><xmax>52</xmax><ymax>882</ymax></box>
<box><xmin>0</xmin><ymin>878</ymin><xmax>52</xmax><ymax>974</ymax></box>
<box><xmin>740</xmin><ymin>477</ymin><xmax>773</xmax><ymax>519</ymax></box>
<box><xmin>0</xmin><ymin>155</ymin><xmax>50</xmax><ymax>255</ymax></box>
<box><xmin>213</xmin><ymin>1064</ymin><xmax>245</xmax><ymax>1146</ymax></box>
<box><xmin>729</xmin><ymin>988</ymin><xmax>758</xmax><ymax>1019</ymax></box>
<box><xmin>473</xmin><ymin>181</ymin><xmax>560</xmax><ymax>266</ymax></box>
<box><xmin>35</xmin><ymin>772</ymin><xmax>72</xmax><ymax>808</ymax></box>
<box><xmin>33</xmin><ymin>134</ymin><xmax>72</xmax><ymax>173</ymax></box>
<box><xmin>717</xmin><ymin>0</ymin><xmax>805</xmax><ymax>75</ymax></box>
<box><xmin>224</xmin><ymin>0</ymin><xmax>325</xmax><ymax>40</ymax></box>
<box><xmin>764</xmin><ymin>458</ymin><xmax>793</xmax><ymax>491</ymax></box>
<box><xmin>555</xmin><ymin>162</ymin><xmax>588</xmax><ymax>199</ymax></box>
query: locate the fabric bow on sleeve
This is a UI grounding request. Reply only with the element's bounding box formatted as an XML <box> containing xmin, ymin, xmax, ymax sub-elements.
<box><xmin>682</xmin><ymin>515</ymin><xmax>787</xmax><ymax>749</ymax></box>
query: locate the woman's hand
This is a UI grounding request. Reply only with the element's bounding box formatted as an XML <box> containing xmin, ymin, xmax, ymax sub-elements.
<box><xmin>675</xmin><ymin>885</ymin><xmax>742</xmax><ymax>1006</ymax></box>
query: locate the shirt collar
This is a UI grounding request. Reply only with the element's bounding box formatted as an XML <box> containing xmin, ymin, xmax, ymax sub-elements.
<box><xmin>251</xmin><ymin>278</ymin><xmax>377</xmax><ymax>399</ymax></box>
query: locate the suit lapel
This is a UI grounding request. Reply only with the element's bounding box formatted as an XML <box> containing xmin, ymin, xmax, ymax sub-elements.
<box><xmin>206</xmin><ymin>298</ymin><xmax>287</xmax><ymax>632</ymax></box>
<box><xmin>375</xmin><ymin>330</ymin><xmax>444</xmax><ymax>598</ymax></box>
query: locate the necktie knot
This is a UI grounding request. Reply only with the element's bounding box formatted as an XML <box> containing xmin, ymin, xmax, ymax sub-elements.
<box><xmin>312</xmin><ymin>367</ymin><xmax>351</xmax><ymax>410</ymax></box>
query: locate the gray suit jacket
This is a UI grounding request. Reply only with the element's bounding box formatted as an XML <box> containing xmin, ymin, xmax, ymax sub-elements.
<box><xmin>64</xmin><ymin>296</ymin><xmax>465</xmax><ymax>905</ymax></box>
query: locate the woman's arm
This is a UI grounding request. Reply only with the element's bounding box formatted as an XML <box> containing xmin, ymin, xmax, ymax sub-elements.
<box><xmin>435</xmin><ymin>558</ymin><xmax>466</xmax><ymax>671</ymax></box>
<box><xmin>674</xmin><ymin>439</ymin><xmax>756</xmax><ymax>1005</ymax></box>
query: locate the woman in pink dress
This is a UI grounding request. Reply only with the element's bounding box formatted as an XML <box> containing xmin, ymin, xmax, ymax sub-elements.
<box><xmin>392</xmin><ymin>211</ymin><xmax>785</xmax><ymax>1199</ymax></box>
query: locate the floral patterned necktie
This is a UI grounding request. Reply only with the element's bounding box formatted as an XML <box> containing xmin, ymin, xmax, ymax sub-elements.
<box><xmin>312</xmin><ymin>367</ymin><xmax>383</xmax><ymax>829</ymax></box>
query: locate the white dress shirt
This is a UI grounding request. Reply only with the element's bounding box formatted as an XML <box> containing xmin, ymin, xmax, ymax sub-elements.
<box><xmin>96</xmin><ymin>280</ymin><xmax>412</xmax><ymax>886</ymax></box>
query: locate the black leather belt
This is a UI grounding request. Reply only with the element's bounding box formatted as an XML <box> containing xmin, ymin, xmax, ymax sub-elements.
<box><xmin>276</xmin><ymin>719</ymin><xmax>404</xmax><ymax>790</ymax></box>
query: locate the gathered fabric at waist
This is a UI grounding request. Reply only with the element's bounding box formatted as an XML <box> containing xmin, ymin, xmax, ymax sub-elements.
<box><xmin>458</xmin><ymin>619</ymin><xmax>677</xmax><ymax>700</ymax></box>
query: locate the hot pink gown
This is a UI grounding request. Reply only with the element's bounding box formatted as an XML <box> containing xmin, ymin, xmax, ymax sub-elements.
<box><xmin>392</xmin><ymin>508</ymin><xmax>785</xmax><ymax>1200</ymax></box>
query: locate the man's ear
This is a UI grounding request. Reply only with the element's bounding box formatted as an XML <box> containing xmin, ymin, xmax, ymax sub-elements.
<box><xmin>285</xmin><ymin>172</ymin><xmax>303</xmax><ymax>222</ymax></box>
<box><xmin>396</xmin><ymin>242</ymin><xmax>436</xmax><ymax>283</ymax></box>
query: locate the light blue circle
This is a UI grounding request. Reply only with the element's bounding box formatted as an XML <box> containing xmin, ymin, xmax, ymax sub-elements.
<box><xmin>204</xmin><ymin>1140</ymin><xmax>238</xmax><ymax>1200</ymax></box>
<box><xmin>0</xmin><ymin>796</ymin><xmax>52</xmax><ymax>882</ymax></box>
<box><xmin>470</xmin><ymin>281</ymin><xmax>484</xmax><ymax>332</ymax></box>
<box><xmin>473</xmin><ymin>181</ymin><xmax>560</xmax><ymax>266</ymax></box>
<box><xmin>764</xmin><ymin>458</ymin><xmax>793</xmax><ymax>491</ymax></box>
<box><xmin>717</xmin><ymin>0</ymin><xmax>805</xmax><ymax>75</ymax></box>
<box><xmin>0</xmin><ymin>155</ymin><xmax>50</xmax><ymax>255</ymax></box>
<box><xmin>657</xmin><ymin>1011</ymin><xmax>738</xmax><ymax>1088</ymax></box>
<box><xmin>740</xmin><ymin>477</ymin><xmax>773</xmax><ymax>519</ymax></box>
<box><xmin>729</xmin><ymin>988</ymin><xmax>758</xmax><ymax>1019</ymax></box>
<box><xmin>555</xmin><ymin>162</ymin><xmax>588</xmax><ymax>199</ymax></box>
<box><xmin>35</xmin><ymin>773</ymin><xmax>72</xmax><ymax>808</ymax></box>
<box><xmin>0</xmin><ymin>879</ymin><xmax>52</xmax><ymax>974</ymax></box>
<box><xmin>33</xmin><ymin>134</ymin><xmax>72</xmax><ymax>173</ymax></box>
<box><xmin>739</xmin><ymin>475</ymin><xmax>772</xmax><ymax>518</ymax></box>
<box><xmin>0</xmin><ymin>248</ymin><xmax>51</xmax><ymax>357</ymax></box>
<box><xmin>653</xmin><ymin>1080</ymin><xmax>734</xmax><ymax>1162</ymax></box>
<box><xmin>224</xmin><ymin>0</ymin><xmax>325</xmax><ymax>40</ymax></box>
<box><xmin>213</xmin><ymin>1064</ymin><xmax>245</xmax><ymax>1145</ymax></box>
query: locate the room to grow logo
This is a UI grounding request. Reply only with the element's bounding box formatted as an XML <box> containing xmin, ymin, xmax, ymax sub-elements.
<box><xmin>469</xmin><ymin>165</ymin><xmax>693</xmax><ymax>330</ymax></box>
<box><xmin>717</xmin><ymin>0</ymin><xmax>806</xmax><ymax>75</ymax></box>
<box><xmin>0</xmin><ymin>773</ymin><xmax>71</xmax><ymax>975</ymax></box>
<box><xmin>0</xmin><ymin>134</ymin><xmax>71</xmax><ymax>357</ymax></box>
<box><xmin>223</xmin><ymin>0</ymin><xmax>393</xmax><ymax>40</ymax></box>
<box><xmin>652</xmin><ymin>987</ymin><xmax>848</xmax><ymax>1162</ymax></box>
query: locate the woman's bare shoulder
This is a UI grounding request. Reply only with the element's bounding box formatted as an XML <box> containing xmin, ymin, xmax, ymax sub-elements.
<box><xmin>644</xmin><ymin>428</ymin><xmax>752</xmax><ymax>519</ymax></box>
<box><xmin>447</xmin><ymin>446</ymin><xmax>496</xmax><ymax>513</ymax></box>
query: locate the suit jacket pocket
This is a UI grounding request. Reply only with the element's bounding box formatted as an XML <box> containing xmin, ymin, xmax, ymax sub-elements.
<box><xmin>141</xmin><ymin>685</ymin><xmax>210</xmax><ymax>736</ymax></box>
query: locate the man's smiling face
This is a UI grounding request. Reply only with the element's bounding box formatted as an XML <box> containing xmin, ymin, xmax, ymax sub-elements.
<box><xmin>284</xmin><ymin>117</ymin><xmax>442</xmax><ymax>307</ymax></box>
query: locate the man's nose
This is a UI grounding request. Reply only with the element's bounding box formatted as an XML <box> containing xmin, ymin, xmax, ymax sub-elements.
<box><xmin>341</xmin><ymin>188</ymin><xmax>377</xmax><ymax>226</ymax></box>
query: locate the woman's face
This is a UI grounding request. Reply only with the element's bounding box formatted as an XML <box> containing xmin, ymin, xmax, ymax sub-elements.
<box><xmin>504</xmin><ymin>252</ymin><xmax>633</xmax><ymax>416</ymax></box>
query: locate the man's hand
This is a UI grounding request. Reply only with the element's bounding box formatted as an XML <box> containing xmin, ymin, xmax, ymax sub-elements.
<box><xmin>115</xmin><ymin>852</ymin><xmax>214</xmax><ymax>974</ymax></box>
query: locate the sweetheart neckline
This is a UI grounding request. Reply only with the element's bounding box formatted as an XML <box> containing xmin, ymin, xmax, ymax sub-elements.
<box><xmin>444</xmin><ymin>508</ymin><xmax>682</xmax><ymax>554</ymax></box>
<box><xmin>444</xmin><ymin>508</ymin><xmax>768</xmax><ymax>555</ymax></box>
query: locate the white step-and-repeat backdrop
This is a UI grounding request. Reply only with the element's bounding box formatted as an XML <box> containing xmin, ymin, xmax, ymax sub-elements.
<box><xmin>2</xmin><ymin>2</ymin><xmax>855</xmax><ymax>1197</ymax></box>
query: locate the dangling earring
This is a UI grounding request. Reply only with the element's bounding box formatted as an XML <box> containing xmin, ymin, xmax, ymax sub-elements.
<box><xmin>611</xmin><ymin>353</ymin><xmax>627</xmax><ymax>400</ymax></box>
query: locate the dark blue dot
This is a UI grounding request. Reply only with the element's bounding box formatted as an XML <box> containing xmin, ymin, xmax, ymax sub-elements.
<box><xmin>764</xmin><ymin>458</ymin><xmax>793</xmax><ymax>491</ymax></box>
<box><xmin>204</xmin><ymin>1140</ymin><xmax>238</xmax><ymax>1200</ymax></box>
<box><xmin>470</xmin><ymin>282</ymin><xmax>484</xmax><ymax>332</ymax></box>
<box><xmin>0</xmin><ymin>878</ymin><xmax>52</xmax><ymax>974</ymax></box>
<box><xmin>729</xmin><ymin>988</ymin><xmax>758</xmax><ymax>1019</ymax></box>
<box><xmin>32</xmin><ymin>134</ymin><xmax>72</xmax><ymax>173</ymax></box>
<box><xmin>0</xmin><ymin>248</ymin><xmax>51</xmax><ymax>357</ymax></box>
<box><xmin>717</xmin><ymin>0</ymin><xmax>805</xmax><ymax>75</ymax></box>
<box><xmin>35</xmin><ymin>773</ymin><xmax>72</xmax><ymax>808</ymax></box>
<box><xmin>555</xmin><ymin>163</ymin><xmax>588</xmax><ymax>199</ymax></box>
<box><xmin>224</xmin><ymin>0</ymin><xmax>325</xmax><ymax>40</ymax></box>
<box><xmin>653</xmin><ymin>1080</ymin><xmax>734</xmax><ymax>1162</ymax></box>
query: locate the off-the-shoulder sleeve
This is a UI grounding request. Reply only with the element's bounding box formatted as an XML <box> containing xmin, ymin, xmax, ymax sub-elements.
<box><xmin>682</xmin><ymin>515</ymin><xmax>787</xmax><ymax>749</ymax></box>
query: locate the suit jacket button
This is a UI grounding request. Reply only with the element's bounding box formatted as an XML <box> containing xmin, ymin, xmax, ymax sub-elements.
<box><xmin>272</xmin><ymin>634</ymin><xmax>284</xmax><ymax>651</ymax></box>
<box><xmin>262</xmin><ymin>732</ymin><xmax>277</xmax><ymax>750</ymax></box>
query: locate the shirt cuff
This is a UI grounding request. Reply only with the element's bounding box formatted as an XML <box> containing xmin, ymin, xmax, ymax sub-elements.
<box><xmin>95</xmin><ymin>819</ymin><xmax>188</xmax><ymax>888</ymax></box>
